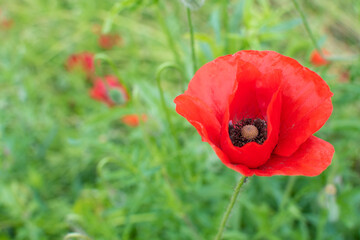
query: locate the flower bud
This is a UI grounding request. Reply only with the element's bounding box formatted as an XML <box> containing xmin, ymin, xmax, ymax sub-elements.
<box><xmin>179</xmin><ymin>0</ymin><xmax>205</xmax><ymax>10</ymax></box>
<box><xmin>109</xmin><ymin>89</ymin><xmax>126</xmax><ymax>105</ymax></box>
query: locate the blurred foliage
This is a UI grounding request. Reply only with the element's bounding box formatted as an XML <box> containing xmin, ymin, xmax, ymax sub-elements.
<box><xmin>0</xmin><ymin>0</ymin><xmax>359</xmax><ymax>239</ymax></box>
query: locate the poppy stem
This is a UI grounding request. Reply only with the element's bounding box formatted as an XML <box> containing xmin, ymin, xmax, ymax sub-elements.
<box><xmin>95</xmin><ymin>53</ymin><xmax>122</xmax><ymax>80</ymax></box>
<box><xmin>214</xmin><ymin>175</ymin><xmax>248</xmax><ymax>240</ymax></box>
<box><xmin>157</xmin><ymin>1</ymin><xmax>182</xmax><ymax>67</ymax></box>
<box><xmin>155</xmin><ymin>62</ymin><xmax>182</xmax><ymax>138</ymax></box>
<box><xmin>222</xmin><ymin>0</ymin><xmax>230</xmax><ymax>54</ymax></box>
<box><xmin>187</xmin><ymin>8</ymin><xmax>197</xmax><ymax>74</ymax></box>
<box><xmin>291</xmin><ymin>0</ymin><xmax>324</xmax><ymax>58</ymax></box>
<box><xmin>157</xmin><ymin>2</ymin><xmax>189</xmax><ymax>86</ymax></box>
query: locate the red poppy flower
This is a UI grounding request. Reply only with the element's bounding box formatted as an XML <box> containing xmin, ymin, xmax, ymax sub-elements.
<box><xmin>98</xmin><ymin>34</ymin><xmax>122</xmax><ymax>50</ymax></box>
<box><xmin>174</xmin><ymin>50</ymin><xmax>334</xmax><ymax>176</ymax></box>
<box><xmin>310</xmin><ymin>49</ymin><xmax>330</xmax><ymax>66</ymax></box>
<box><xmin>121</xmin><ymin>114</ymin><xmax>148</xmax><ymax>127</ymax></box>
<box><xmin>90</xmin><ymin>75</ymin><xmax>129</xmax><ymax>107</ymax></box>
<box><xmin>66</xmin><ymin>52</ymin><xmax>95</xmax><ymax>77</ymax></box>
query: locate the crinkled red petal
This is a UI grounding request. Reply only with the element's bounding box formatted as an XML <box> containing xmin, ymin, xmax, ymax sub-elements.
<box><xmin>232</xmin><ymin>51</ymin><xmax>333</xmax><ymax>157</ymax></box>
<box><xmin>174</xmin><ymin>96</ymin><xmax>256</xmax><ymax>176</ymax></box>
<box><xmin>220</xmin><ymin>81</ymin><xmax>282</xmax><ymax>168</ymax></box>
<box><xmin>175</xmin><ymin>95</ymin><xmax>221</xmax><ymax>146</ymax></box>
<box><xmin>184</xmin><ymin>54</ymin><xmax>239</xmax><ymax>123</ymax></box>
<box><xmin>254</xmin><ymin>136</ymin><xmax>334</xmax><ymax>176</ymax></box>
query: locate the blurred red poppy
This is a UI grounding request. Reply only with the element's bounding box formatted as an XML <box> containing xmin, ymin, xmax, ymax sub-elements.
<box><xmin>66</xmin><ymin>52</ymin><xmax>95</xmax><ymax>78</ymax></box>
<box><xmin>121</xmin><ymin>114</ymin><xmax>148</xmax><ymax>127</ymax></box>
<box><xmin>90</xmin><ymin>75</ymin><xmax>129</xmax><ymax>107</ymax></box>
<box><xmin>1</xmin><ymin>19</ymin><xmax>13</xmax><ymax>30</ymax></box>
<box><xmin>338</xmin><ymin>70</ymin><xmax>350</xmax><ymax>83</ymax></box>
<box><xmin>175</xmin><ymin>50</ymin><xmax>334</xmax><ymax>176</ymax></box>
<box><xmin>310</xmin><ymin>49</ymin><xmax>330</xmax><ymax>66</ymax></box>
<box><xmin>98</xmin><ymin>33</ymin><xmax>122</xmax><ymax>50</ymax></box>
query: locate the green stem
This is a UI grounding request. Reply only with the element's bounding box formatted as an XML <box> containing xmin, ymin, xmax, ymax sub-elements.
<box><xmin>156</xmin><ymin>62</ymin><xmax>192</xmax><ymax>182</ymax></box>
<box><xmin>155</xmin><ymin>62</ymin><xmax>182</xmax><ymax>139</ymax></box>
<box><xmin>271</xmin><ymin>176</ymin><xmax>297</xmax><ymax>231</ymax></box>
<box><xmin>279</xmin><ymin>176</ymin><xmax>296</xmax><ymax>211</ymax></box>
<box><xmin>157</xmin><ymin>2</ymin><xmax>189</xmax><ymax>84</ymax></box>
<box><xmin>187</xmin><ymin>8</ymin><xmax>197</xmax><ymax>74</ymax></box>
<box><xmin>162</xmin><ymin>167</ymin><xmax>202</xmax><ymax>240</ymax></box>
<box><xmin>291</xmin><ymin>0</ymin><xmax>323</xmax><ymax>57</ymax></box>
<box><xmin>222</xmin><ymin>0</ymin><xmax>230</xmax><ymax>53</ymax></box>
<box><xmin>157</xmin><ymin>2</ymin><xmax>182</xmax><ymax>66</ymax></box>
<box><xmin>214</xmin><ymin>175</ymin><xmax>248</xmax><ymax>240</ymax></box>
<box><xmin>131</xmin><ymin>97</ymin><xmax>199</xmax><ymax>239</ymax></box>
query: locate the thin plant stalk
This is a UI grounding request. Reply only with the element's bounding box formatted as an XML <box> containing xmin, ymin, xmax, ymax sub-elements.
<box><xmin>222</xmin><ymin>0</ymin><xmax>230</xmax><ymax>53</ymax></box>
<box><xmin>157</xmin><ymin>2</ymin><xmax>188</xmax><ymax>84</ymax></box>
<box><xmin>157</xmin><ymin>2</ymin><xmax>182</xmax><ymax>66</ymax></box>
<box><xmin>187</xmin><ymin>8</ymin><xmax>197</xmax><ymax>74</ymax></box>
<box><xmin>271</xmin><ymin>176</ymin><xmax>297</xmax><ymax>231</ymax></box>
<box><xmin>214</xmin><ymin>175</ymin><xmax>248</xmax><ymax>240</ymax></box>
<box><xmin>155</xmin><ymin>62</ymin><xmax>183</xmax><ymax>139</ymax></box>
<box><xmin>280</xmin><ymin>176</ymin><xmax>297</xmax><ymax>210</ymax></box>
<box><xmin>155</xmin><ymin>62</ymin><xmax>190</xmax><ymax>178</ymax></box>
<box><xmin>155</xmin><ymin>63</ymin><xmax>200</xmax><ymax>238</ymax></box>
<box><xmin>291</xmin><ymin>0</ymin><xmax>324</xmax><ymax>57</ymax></box>
<box><xmin>130</xmin><ymin>81</ymin><xmax>200</xmax><ymax>239</ymax></box>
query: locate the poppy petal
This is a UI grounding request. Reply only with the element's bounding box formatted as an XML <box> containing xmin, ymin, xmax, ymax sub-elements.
<box><xmin>183</xmin><ymin>114</ymin><xmax>256</xmax><ymax>176</ymax></box>
<box><xmin>212</xmin><ymin>145</ymin><xmax>255</xmax><ymax>176</ymax></box>
<box><xmin>228</xmin><ymin>62</ymin><xmax>263</xmax><ymax>120</ymax></box>
<box><xmin>175</xmin><ymin>94</ymin><xmax>221</xmax><ymax>146</ymax></box>
<box><xmin>254</xmin><ymin>136</ymin><xmax>334</xmax><ymax>176</ymax></box>
<box><xmin>183</xmin><ymin>54</ymin><xmax>239</xmax><ymax>123</ymax></box>
<box><xmin>233</xmin><ymin>51</ymin><xmax>333</xmax><ymax>157</ymax></box>
<box><xmin>220</xmin><ymin>86</ymin><xmax>282</xmax><ymax>169</ymax></box>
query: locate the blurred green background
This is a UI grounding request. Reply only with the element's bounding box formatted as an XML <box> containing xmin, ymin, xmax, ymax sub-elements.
<box><xmin>0</xmin><ymin>0</ymin><xmax>359</xmax><ymax>239</ymax></box>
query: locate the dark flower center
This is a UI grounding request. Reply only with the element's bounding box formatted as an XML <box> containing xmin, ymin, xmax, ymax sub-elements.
<box><xmin>229</xmin><ymin>118</ymin><xmax>267</xmax><ymax>147</ymax></box>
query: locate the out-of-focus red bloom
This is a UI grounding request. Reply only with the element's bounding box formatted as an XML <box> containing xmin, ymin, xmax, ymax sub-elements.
<box><xmin>0</xmin><ymin>9</ymin><xmax>13</xmax><ymax>30</ymax></box>
<box><xmin>90</xmin><ymin>75</ymin><xmax>129</xmax><ymax>107</ymax></box>
<box><xmin>175</xmin><ymin>50</ymin><xmax>334</xmax><ymax>177</ymax></box>
<box><xmin>66</xmin><ymin>52</ymin><xmax>95</xmax><ymax>77</ymax></box>
<box><xmin>310</xmin><ymin>49</ymin><xmax>330</xmax><ymax>66</ymax></box>
<box><xmin>98</xmin><ymin>33</ymin><xmax>122</xmax><ymax>50</ymax></box>
<box><xmin>121</xmin><ymin>114</ymin><xmax>148</xmax><ymax>127</ymax></box>
<box><xmin>1</xmin><ymin>19</ymin><xmax>13</xmax><ymax>29</ymax></box>
<box><xmin>338</xmin><ymin>70</ymin><xmax>350</xmax><ymax>83</ymax></box>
